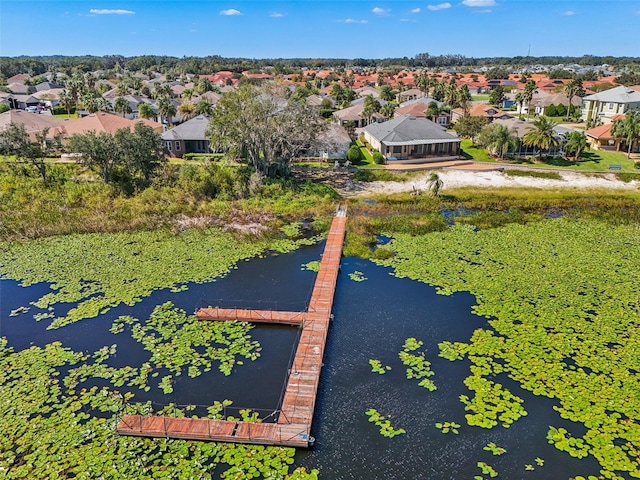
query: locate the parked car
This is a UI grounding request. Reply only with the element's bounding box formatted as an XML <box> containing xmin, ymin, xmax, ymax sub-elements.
<box><xmin>25</xmin><ymin>106</ymin><xmax>40</xmax><ymax>114</ymax></box>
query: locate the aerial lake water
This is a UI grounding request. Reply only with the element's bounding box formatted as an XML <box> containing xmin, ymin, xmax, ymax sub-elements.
<box><xmin>0</xmin><ymin>240</ymin><xmax>603</xmax><ymax>479</ymax></box>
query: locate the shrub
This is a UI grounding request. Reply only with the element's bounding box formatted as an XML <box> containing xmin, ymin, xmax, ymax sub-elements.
<box><xmin>52</xmin><ymin>106</ymin><xmax>76</xmax><ymax>115</ymax></box>
<box><xmin>346</xmin><ymin>145</ymin><xmax>363</xmax><ymax>164</ymax></box>
<box><xmin>372</xmin><ymin>151</ymin><xmax>385</xmax><ymax>164</ymax></box>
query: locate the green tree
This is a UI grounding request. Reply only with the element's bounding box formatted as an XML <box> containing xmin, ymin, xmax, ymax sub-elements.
<box><xmin>0</xmin><ymin>102</ymin><xmax>10</xmax><ymax>114</ymax></box>
<box><xmin>610</xmin><ymin>111</ymin><xmax>640</xmax><ymax>158</ymax></box>
<box><xmin>380</xmin><ymin>101</ymin><xmax>396</xmax><ymax>120</ymax></box>
<box><xmin>523</xmin><ymin>116</ymin><xmax>560</xmax><ymax>160</ymax></box>
<box><xmin>156</xmin><ymin>96</ymin><xmax>176</xmax><ymax>125</ymax></box>
<box><xmin>563</xmin><ymin>131</ymin><xmax>588</xmax><ymax>160</ymax></box>
<box><xmin>362</xmin><ymin>95</ymin><xmax>381</xmax><ymax>125</ymax></box>
<box><xmin>379</xmin><ymin>84</ymin><xmax>395</xmax><ymax>102</ymax></box>
<box><xmin>194</xmin><ymin>99</ymin><xmax>214</xmax><ymax>116</ymax></box>
<box><xmin>137</xmin><ymin>102</ymin><xmax>156</xmax><ymax>120</ymax></box>
<box><xmin>206</xmin><ymin>84</ymin><xmax>327</xmax><ymax>177</ymax></box>
<box><xmin>114</xmin><ymin>97</ymin><xmax>132</xmax><ymax>117</ymax></box>
<box><xmin>178</xmin><ymin>102</ymin><xmax>196</xmax><ymax>121</ymax></box>
<box><xmin>416</xmin><ymin>73</ymin><xmax>430</xmax><ymax>96</ymax></box>
<box><xmin>58</xmin><ymin>88</ymin><xmax>74</xmax><ymax>118</ymax></box>
<box><xmin>523</xmin><ymin>80</ymin><xmax>537</xmax><ymax>119</ymax></box>
<box><xmin>0</xmin><ymin>123</ymin><xmax>64</xmax><ymax>182</ymax></box>
<box><xmin>425</xmin><ymin>101</ymin><xmax>441</xmax><ymax>120</ymax></box>
<box><xmin>68</xmin><ymin>130</ymin><xmax>121</xmax><ymax>183</ymax></box>
<box><xmin>489</xmin><ymin>86</ymin><xmax>505</xmax><ymax>107</ymax></box>
<box><xmin>477</xmin><ymin>123</ymin><xmax>519</xmax><ymax>159</ymax></box>
<box><xmin>452</xmin><ymin>116</ymin><xmax>489</xmax><ymax>140</ymax></box>
<box><xmin>115</xmin><ymin>122</ymin><xmax>166</xmax><ymax>183</ymax></box>
<box><xmin>457</xmin><ymin>84</ymin><xmax>472</xmax><ymax>113</ymax></box>
<box><xmin>564</xmin><ymin>79</ymin><xmax>585</xmax><ymax>120</ymax></box>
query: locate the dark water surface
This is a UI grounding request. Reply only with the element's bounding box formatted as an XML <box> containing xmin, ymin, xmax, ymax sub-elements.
<box><xmin>0</xmin><ymin>242</ymin><xmax>602</xmax><ymax>479</ymax></box>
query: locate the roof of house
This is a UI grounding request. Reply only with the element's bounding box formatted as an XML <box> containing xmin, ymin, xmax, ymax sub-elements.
<box><xmin>583</xmin><ymin>85</ymin><xmax>640</xmax><ymax>103</ymax></box>
<box><xmin>51</xmin><ymin>111</ymin><xmax>162</xmax><ymax>137</ymax></box>
<box><xmin>363</xmin><ymin>115</ymin><xmax>459</xmax><ymax>146</ymax></box>
<box><xmin>395</xmin><ymin>97</ymin><xmax>443</xmax><ymax>117</ymax></box>
<box><xmin>452</xmin><ymin>103</ymin><xmax>511</xmax><ymax>119</ymax></box>
<box><xmin>7</xmin><ymin>73</ymin><xmax>30</xmax><ymax>84</ymax></box>
<box><xmin>585</xmin><ymin>123</ymin><xmax>614</xmax><ymax>139</ymax></box>
<box><xmin>0</xmin><ymin>109</ymin><xmax>66</xmax><ymax>133</ymax></box>
<box><xmin>161</xmin><ymin>115</ymin><xmax>210</xmax><ymax>141</ymax></box>
<box><xmin>532</xmin><ymin>92</ymin><xmax>582</xmax><ymax>107</ymax></box>
<box><xmin>492</xmin><ymin>118</ymin><xmax>536</xmax><ymax>138</ymax></box>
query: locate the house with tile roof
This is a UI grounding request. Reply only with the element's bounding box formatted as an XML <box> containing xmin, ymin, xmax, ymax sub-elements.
<box><xmin>50</xmin><ymin>112</ymin><xmax>162</xmax><ymax>139</ymax></box>
<box><xmin>585</xmin><ymin>115</ymin><xmax>638</xmax><ymax>153</ymax></box>
<box><xmin>333</xmin><ymin>103</ymin><xmax>383</xmax><ymax>128</ymax></box>
<box><xmin>395</xmin><ymin>97</ymin><xmax>450</xmax><ymax>127</ymax></box>
<box><xmin>362</xmin><ymin>115</ymin><xmax>461</xmax><ymax>164</ymax></box>
<box><xmin>0</xmin><ymin>109</ymin><xmax>66</xmax><ymax>139</ymax></box>
<box><xmin>450</xmin><ymin>103</ymin><xmax>513</xmax><ymax>123</ymax></box>
<box><xmin>581</xmin><ymin>85</ymin><xmax>640</xmax><ymax>124</ymax></box>
<box><xmin>161</xmin><ymin>115</ymin><xmax>210</xmax><ymax>158</ymax></box>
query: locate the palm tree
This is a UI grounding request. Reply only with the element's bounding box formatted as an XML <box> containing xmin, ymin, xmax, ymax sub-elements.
<box><xmin>515</xmin><ymin>92</ymin><xmax>525</xmax><ymax>115</ymax></box>
<box><xmin>611</xmin><ymin>111</ymin><xmax>640</xmax><ymax>158</ymax></box>
<box><xmin>194</xmin><ymin>99</ymin><xmax>214</xmax><ymax>116</ymax></box>
<box><xmin>564</xmin><ymin>79</ymin><xmax>585</xmax><ymax>120</ymax></box>
<box><xmin>523</xmin><ymin>80</ymin><xmax>537</xmax><ymax>119</ymax></box>
<box><xmin>114</xmin><ymin>96</ymin><xmax>132</xmax><ymax>117</ymax></box>
<box><xmin>563</xmin><ymin>131</ymin><xmax>588</xmax><ymax>161</ymax></box>
<box><xmin>156</xmin><ymin>95</ymin><xmax>176</xmax><ymax>125</ymax></box>
<box><xmin>58</xmin><ymin>88</ymin><xmax>74</xmax><ymax>118</ymax></box>
<box><xmin>426</xmin><ymin>173</ymin><xmax>443</xmax><ymax>197</ymax></box>
<box><xmin>178</xmin><ymin>102</ymin><xmax>196</xmax><ymax>121</ymax></box>
<box><xmin>138</xmin><ymin>102</ymin><xmax>156</xmax><ymax>120</ymax></box>
<box><xmin>380</xmin><ymin>102</ymin><xmax>396</xmax><ymax>120</ymax></box>
<box><xmin>523</xmin><ymin>116</ymin><xmax>560</xmax><ymax>160</ymax></box>
<box><xmin>487</xmin><ymin>124</ymin><xmax>519</xmax><ymax>160</ymax></box>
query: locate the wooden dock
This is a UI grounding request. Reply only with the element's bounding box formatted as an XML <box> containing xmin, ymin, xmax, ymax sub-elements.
<box><xmin>116</xmin><ymin>207</ymin><xmax>347</xmax><ymax>447</ymax></box>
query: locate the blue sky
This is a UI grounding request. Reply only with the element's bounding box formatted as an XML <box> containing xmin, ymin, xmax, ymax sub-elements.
<box><xmin>2</xmin><ymin>1</ymin><xmax>639</xmax><ymax>59</ymax></box>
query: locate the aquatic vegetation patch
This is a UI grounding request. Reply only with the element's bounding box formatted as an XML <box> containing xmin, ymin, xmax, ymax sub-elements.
<box><xmin>435</xmin><ymin>421</ymin><xmax>460</xmax><ymax>434</ymax></box>
<box><xmin>0</xmin><ymin>337</ymin><xmax>318</xmax><ymax>478</ymax></box>
<box><xmin>483</xmin><ymin>442</ymin><xmax>507</xmax><ymax>456</ymax></box>
<box><xmin>476</xmin><ymin>461</ymin><xmax>498</xmax><ymax>478</ymax></box>
<box><xmin>369</xmin><ymin>359</ymin><xmax>391</xmax><ymax>374</ymax></box>
<box><xmin>399</xmin><ymin>337</ymin><xmax>436</xmax><ymax>391</ymax></box>
<box><xmin>301</xmin><ymin>260</ymin><xmax>320</xmax><ymax>272</ymax></box>
<box><xmin>0</xmin><ymin>226</ymin><xmax>314</xmax><ymax>328</ymax></box>
<box><xmin>373</xmin><ymin>218</ymin><xmax>640</xmax><ymax>477</ymax></box>
<box><xmin>348</xmin><ymin>270</ymin><xmax>367</xmax><ymax>282</ymax></box>
<box><xmin>113</xmin><ymin>302</ymin><xmax>261</xmax><ymax>390</ymax></box>
<box><xmin>365</xmin><ymin>408</ymin><xmax>406</xmax><ymax>438</ymax></box>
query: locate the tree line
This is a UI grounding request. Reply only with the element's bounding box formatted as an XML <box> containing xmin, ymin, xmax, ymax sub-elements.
<box><xmin>3</xmin><ymin>53</ymin><xmax>639</xmax><ymax>79</ymax></box>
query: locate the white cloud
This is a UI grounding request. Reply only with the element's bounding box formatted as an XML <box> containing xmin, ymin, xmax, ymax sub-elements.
<box><xmin>372</xmin><ymin>7</ymin><xmax>391</xmax><ymax>16</ymax></box>
<box><xmin>89</xmin><ymin>8</ymin><xmax>135</xmax><ymax>15</ymax></box>
<box><xmin>427</xmin><ymin>2</ymin><xmax>451</xmax><ymax>11</ymax></box>
<box><xmin>340</xmin><ymin>18</ymin><xmax>368</xmax><ymax>24</ymax></box>
<box><xmin>462</xmin><ymin>0</ymin><xmax>496</xmax><ymax>6</ymax></box>
<box><xmin>562</xmin><ymin>10</ymin><xmax>576</xmax><ymax>16</ymax></box>
<box><xmin>219</xmin><ymin>8</ymin><xmax>242</xmax><ymax>16</ymax></box>
<box><xmin>411</xmin><ymin>7</ymin><xmax>421</xmax><ymax>13</ymax></box>
<box><xmin>472</xmin><ymin>8</ymin><xmax>492</xmax><ymax>13</ymax></box>
<box><xmin>270</xmin><ymin>12</ymin><xmax>285</xmax><ymax>17</ymax></box>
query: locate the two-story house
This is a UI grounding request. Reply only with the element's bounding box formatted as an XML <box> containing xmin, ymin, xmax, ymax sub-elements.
<box><xmin>581</xmin><ymin>85</ymin><xmax>640</xmax><ymax>124</ymax></box>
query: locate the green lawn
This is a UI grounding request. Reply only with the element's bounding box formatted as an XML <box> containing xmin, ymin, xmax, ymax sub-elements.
<box><xmin>355</xmin><ymin>139</ymin><xmax>376</xmax><ymax>168</ymax></box>
<box><xmin>460</xmin><ymin>139</ymin><xmax>639</xmax><ymax>172</ymax></box>
<box><xmin>472</xmin><ymin>95</ymin><xmax>490</xmax><ymax>101</ymax></box>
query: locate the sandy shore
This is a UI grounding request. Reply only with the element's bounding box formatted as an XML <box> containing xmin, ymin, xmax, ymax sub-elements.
<box><xmin>356</xmin><ymin>169</ymin><xmax>639</xmax><ymax>195</ymax></box>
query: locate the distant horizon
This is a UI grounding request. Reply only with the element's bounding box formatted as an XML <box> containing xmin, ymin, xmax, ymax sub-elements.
<box><xmin>2</xmin><ymin>1</ymin><xmax>640</xmax><ymax>59</ymax></box>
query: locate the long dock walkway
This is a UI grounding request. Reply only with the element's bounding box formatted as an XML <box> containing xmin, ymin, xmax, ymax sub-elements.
<box><xmin>116</xmin><ymin>207</ymin><xmax>347</xmax><ymax>447</ymax></box>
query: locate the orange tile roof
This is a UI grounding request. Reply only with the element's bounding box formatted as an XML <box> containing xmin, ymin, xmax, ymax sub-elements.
<box><xmin>51</xmin><ymin>112</ymin><xmax>162</xmax><ymax>137</ymax></box>
<box><xmin>585</xmin><ymin>123</ymin><xmax>613</xmax><ymax>139</ymax></box>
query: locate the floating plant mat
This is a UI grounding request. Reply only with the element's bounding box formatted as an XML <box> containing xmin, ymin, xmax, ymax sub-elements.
<box><xmin>0</xmin><ymin>226</ymin><xmax>315</xmax><ymax>329</ymax></box>
<box><xmin>0</xmin><ymin>324</ymin><xmax>319</xmax><ymax>478</ymax></box>
<box><xmin>373</xmin><ymin>217</ymin><xmax>640</xmax><ymax>478</ymax></box>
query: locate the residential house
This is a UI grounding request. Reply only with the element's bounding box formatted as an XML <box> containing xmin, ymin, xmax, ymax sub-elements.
<box><xmin>0</xmin><ymin>109</ymin><xmax>66</xmax><ymax>140</ymax></box>
<box><xmin>585</xmin><ymin>115</ymin><xmax>639</xmax><ymax>153</ymax></box>
<box><xmin>397</xmin><ymin>88</ymin><xmax>425</xmax><ymax>103</ymax></box>
<box><xmin>493</xmin><ymin>117</ymin><xmax>564</xmax><ymax>156</ymax></box>
<box><xmin>355</xmin><ymin>86</ymin><xmax>380</xmax><ymax>98</ymax></box>
<box><xmin>50</xmin><ymin>112</ymin><xmax>162</xmax><ymax>140</ymax></box>
<box><xmin>161</xmin><ymin>114</ymin><xmax>211</xmax><ymax>158</ymax></box>
<box><xmin>395</xmin><ymin>97</ymin><xmax>450</xmax><ymax>127</ymax></box>
<box><xmin>450</xmin><ymin>103</ymin><xmax>513</xmax><ymax>123</ymax></box>
<box><xmin>362</xmin><ymin>115</ymin><xmax>461</xmax><ymax>164</ymax></box>
<box><xmin>581</xmin><ymin>85</ymin><xmax>640</xmax><ymax>124</ymax></box>
<box><xmin>8</xmin><ymin>83</ymin><xmax>35</xmax><ymax>95</ymax></box>
<box><xmin>307</xmin><ymin>123</ymin><xmax>352</xmax><ymax>159</ymax></box>
<box><xmin>6</xmin><ymin>73</ymin><xmax>31</xmax><ymax>84</ymax></box>
<box><xmin>530</xmin><ymin>92</ymin><xmax>582</xmax><ymax>117</ymax></box>
<box><xmin>333</xmin><ymin>103</ymin><xmax>384</xmax><ymax>128</ymax></box>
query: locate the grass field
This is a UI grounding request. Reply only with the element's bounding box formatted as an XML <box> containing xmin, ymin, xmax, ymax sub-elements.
<box><xmin>459</xmin><ymin>139</ymin><xmax>639</xmax><ymax>172</ymax></box>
